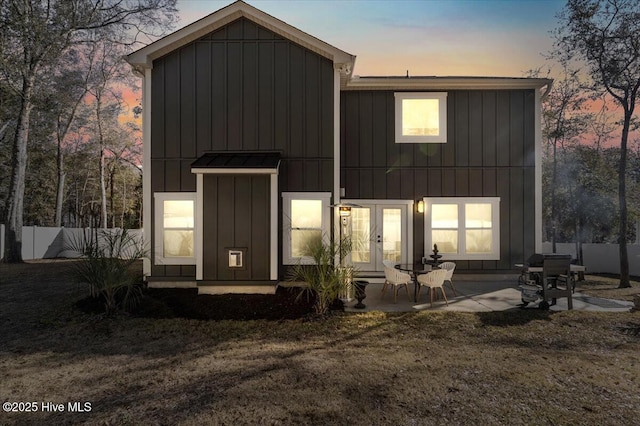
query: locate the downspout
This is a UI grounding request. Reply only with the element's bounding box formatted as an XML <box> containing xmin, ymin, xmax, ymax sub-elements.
<box><xmin>535</xmin><ymin>81</ymin><xmax>552</xmax><ymax>254</ymax></box>
<box><xmin>333</xmin><ymin>64</ymin><xmax>342</xmax><ymax>207</ymax></box>
<box><xmin>333</xmin><ymin>64</ymin><xmax>343</xmax><ymax>242</ymax></box>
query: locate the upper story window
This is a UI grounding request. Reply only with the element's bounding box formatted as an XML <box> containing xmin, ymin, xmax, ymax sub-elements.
<box><xmin>154</xmin><ymin>192</ymin><xmax>196</xmax><ymax>265</ymax></box>
<box><xmin>395</xmin><ymin>92</ymin><xmax>447</xmax><ymax>143</ymax></box>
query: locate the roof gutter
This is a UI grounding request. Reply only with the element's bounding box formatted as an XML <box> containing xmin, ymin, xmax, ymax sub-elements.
<box><xmin>344</xmin><ymin>76</ymin><xmax>554</xmax><ymax>91</ymax></box>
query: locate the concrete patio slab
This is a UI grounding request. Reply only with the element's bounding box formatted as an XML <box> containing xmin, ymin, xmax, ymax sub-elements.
<box><xmin>344</xmin><ymin>276</ymin><xmax>635</xmax><ymax>313</ymax></box>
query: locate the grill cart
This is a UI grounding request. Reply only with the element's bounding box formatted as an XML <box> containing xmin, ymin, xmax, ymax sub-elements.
<box><xmin>518</xmin><ymin>253</ymin><xmax>573</xmax><ymax>309</ymax></box>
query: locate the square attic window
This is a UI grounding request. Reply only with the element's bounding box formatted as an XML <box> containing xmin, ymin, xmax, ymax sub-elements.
<box><xmin>395</xmin><ymin>92</ymin><xmax>447</xmax><ymax>143</ymax></box>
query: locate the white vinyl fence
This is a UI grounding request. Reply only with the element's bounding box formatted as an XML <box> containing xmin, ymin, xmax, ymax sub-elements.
<box><xmin>1</xmin><ymin>224</ymin><xmax>638</xmax><ymax>276</ymax></box>
<box><xmin>541</xmin><ymin>242</ymin><xmax>640</xmax><ymax>276</ymax></box>
<box><xmin>0</xmin><ymin>225</ymin><xmax>143</xmax><ymax>261</ymax></box>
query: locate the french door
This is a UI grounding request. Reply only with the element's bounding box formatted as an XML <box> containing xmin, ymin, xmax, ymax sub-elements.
<box><xmin>348</xmin><ymin>202</ymin><xmax>411</xmax><ymax>272</ymax></box>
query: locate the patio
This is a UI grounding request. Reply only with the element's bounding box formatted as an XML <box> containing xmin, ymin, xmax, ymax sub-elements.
<box><xmin>344</xmin><ymin>274</ymin><xmax>635</xmax><ymax>313</ymax></box>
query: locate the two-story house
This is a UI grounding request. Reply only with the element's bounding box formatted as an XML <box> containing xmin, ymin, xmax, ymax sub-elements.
<box><xmin>126</xmin><ymin>0</ymin><xmax>551</xmax><ymax>294</ymax></box>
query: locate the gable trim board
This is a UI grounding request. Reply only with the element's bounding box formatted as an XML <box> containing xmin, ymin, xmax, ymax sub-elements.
<box><xmin>126</xmin><ymin>0</ymin><xmax>553</xmax><ymax>288</ymax></box>
<box><xmin>126</xmin><ymin>0</ymin><xmax>355</xmax><ymax>73</ymax></box>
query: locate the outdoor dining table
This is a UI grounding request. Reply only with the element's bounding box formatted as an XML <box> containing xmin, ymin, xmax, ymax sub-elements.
<box><xmin>395</xmin><ymin>263</ymin><xmax>439</xmax><ymax>302</ymax></box>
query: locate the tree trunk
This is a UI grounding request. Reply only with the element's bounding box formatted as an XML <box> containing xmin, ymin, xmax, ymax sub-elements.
<box><xmin>121</xmin><ymin>178</ymin><xmax>126</xmax><ymax>228</ymax></box>
<box><xmin>2</xmin><ymin>72</ymin><xmax>36</xmax><ymax>263</ymax></box>
<box><xmin>54</xmin><ymin>91</ymin><xmax>86</xmax><ymax>227</ymax></box>
<box><xmin>551</xmin><ymin>137</ymin><xmax>558</xmax><ymax>253</ymax></box>
<box><xmin>617</xmin><ymin>111</ymin><xmax>631</xmax><ymax>288</ymax></box>
<box><xmin>96</xmin><ymin>93</ymin><xmax>108</xmax><ymax>229</ymax></box>
<box><xmin>55</xmin><ymin>142</ymin><xmax>66</xmax><ymax>227</ymax></box>
<box><xmin>109</xmin><ymin>168</ymin><xmax>115</xmax><ymax>228</ymax></box>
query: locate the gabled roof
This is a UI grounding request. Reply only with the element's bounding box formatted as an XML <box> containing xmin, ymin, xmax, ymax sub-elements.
<box><xmin>126</xmin><ymin>0</ymin><xmax>355</xmax><ymax>72</ymax></box>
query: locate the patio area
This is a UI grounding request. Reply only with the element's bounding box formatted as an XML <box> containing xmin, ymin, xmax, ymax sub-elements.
<box><xmin>344</xmin><ymin>274</ymin><xmax>635</xmax><ymax>313</ymax></box>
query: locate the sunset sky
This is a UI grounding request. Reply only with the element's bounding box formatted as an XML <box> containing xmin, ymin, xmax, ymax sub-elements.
<box><xmin>175</xmin><ymin>0</ymin><xmax>566</xmax><ymax>77</ymax></box>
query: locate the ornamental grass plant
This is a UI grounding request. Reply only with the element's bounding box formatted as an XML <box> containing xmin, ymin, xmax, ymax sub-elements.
<box><xmin>67</xmin><ymin>229</ymin><xmax>147</xmax><ymax>315</ymax></box>
<box><xmin>287</xmin><ymin>235</ymin><xmax>354</xmax><ymax>316</ymax></box>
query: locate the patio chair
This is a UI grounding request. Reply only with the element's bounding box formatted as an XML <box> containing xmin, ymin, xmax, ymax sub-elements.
<box><xmin>382</xmin><ymin>261</ymin><xmax>411</xmax><ymax>303</ymax></box>
<box><xmin>416</xmin><ymin>269</ymin><xmax>448</xmax><ymax>307</ymax></box>
<box><xmin>541</xmin><ymin>256</ymin><xmax>573</xmax><ymax>310</ymax></box>
<box><xmin>439</xmin><ymin>261</ymin><xmax>457</xmax><ymax>296</ymax></box>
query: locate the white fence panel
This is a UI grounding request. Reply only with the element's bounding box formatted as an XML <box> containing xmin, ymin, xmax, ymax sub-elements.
<box><xmin>2</xmin><ymin>224</ymin><xmax>637</xmax><ymax>276</ymax></box>
<box><xmin>1</xmin><ymin>225</ymin><xmax>143</xmax><ymax>261</ymax></box>
<box><xmin>541</xmin><ymin>242</ymin><xmax>640</xmax><ymax>276</ymax></box>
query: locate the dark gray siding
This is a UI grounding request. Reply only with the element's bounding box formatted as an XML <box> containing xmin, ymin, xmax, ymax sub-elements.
<box><xmin>340</xmin><ymin>90</ymin><xmax>537</xmax><ymax>271</ymax></box>
<box><xmin>150</xmin><ymin>18</ymin><xmax>334</xmax><ymax>278</ymax></box>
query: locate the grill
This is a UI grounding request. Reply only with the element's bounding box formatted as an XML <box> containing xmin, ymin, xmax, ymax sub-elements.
<box><xmin>519</xmin><ymin>253</ymin><xmax>573</xmax><ymax>309</ymax></box>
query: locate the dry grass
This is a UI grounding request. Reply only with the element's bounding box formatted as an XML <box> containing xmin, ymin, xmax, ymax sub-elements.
<box><xmin>1</xmin><ymin>260</ymin><xmax>639</xmax><ymax>425</ymax></box>
<box><xmin>577</xmin><ymin>274</ymin><xmax>640</xmax><ymax>303</ymax></box>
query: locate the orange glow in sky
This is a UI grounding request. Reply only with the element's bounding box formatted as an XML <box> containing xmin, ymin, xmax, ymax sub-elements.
<box><xmin>173</xmin><ymin>0</ymin><xmax>566</xmax><ymax>77</ymax></box>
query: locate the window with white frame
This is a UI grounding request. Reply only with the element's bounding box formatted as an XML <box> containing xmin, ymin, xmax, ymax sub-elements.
<box><xmin>154</xmin><ymin>193</ymin><xmax>196</xmax><ymax>265</ymax></box>
<box><xmin>282</xmin><ymin>192</ymin><xmax>331</xmax><ymax>264</ymax></box>
<box><xmin>395</xmin><ymin>92</ymin><xmax>447</xmax><ymax>143</ymax></box>
<box><xmin>424</xmin><ymin>197</ymin><xmax>500</xmax><ymax>260</ymax></box>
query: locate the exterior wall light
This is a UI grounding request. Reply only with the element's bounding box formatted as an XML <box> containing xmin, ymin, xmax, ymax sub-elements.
<box><xmin>417</xmin><ymin>200</ymin><xmax>425</xmax><ymax>213</ymax></box>
<box><xmin>339</xmin><ymin>206</ymin><xmax>351</xmax><ymax>217</ymax></box>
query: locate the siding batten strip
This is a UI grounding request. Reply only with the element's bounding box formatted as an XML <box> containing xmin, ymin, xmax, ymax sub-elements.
<box><xmin>270</xmin><ymin>173</ymin><xmax>278</xmax><ymax>280</ymax></box>
<box><xmin>196</xmin><ymin>173</ymin><xmax>203</xmax><ymax>280</ymax></box>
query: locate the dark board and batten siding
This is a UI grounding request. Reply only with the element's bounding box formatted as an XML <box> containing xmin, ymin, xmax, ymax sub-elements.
<box><xmin>340</xmin><ymin>90</ymin><xmax>537</xmax><ymax>271</ymax></box>
<box><xmin>202</xmin><ymin>175</ymin><xmax>270</xmax><ymax>283</ymax></box>
<box><xmin>150</xmin><ymin>18</ymin><xmax>335</xmax><ymax>278</ymax></box>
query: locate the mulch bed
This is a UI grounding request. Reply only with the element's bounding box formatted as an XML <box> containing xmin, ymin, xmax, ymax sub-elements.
<box><xmin>77</xmin><ymin>285</ymin><xmax>321</xmax><ymax>320</ymax></box>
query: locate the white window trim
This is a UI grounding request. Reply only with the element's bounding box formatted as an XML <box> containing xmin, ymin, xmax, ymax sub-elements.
<box><xmin>154</xmin><ymin>192</ymin><xmax>197</xmax><ymax>265</ymax></box>
<box><xmin>395</xmin><ymin>92</ymin><xmax>447</xmax><ymax>144</ymax></box>
<box><xmin>424</xmin><ymin>197</ymin><xmax>500</xmax><ymax>261</ymax></box>
<box><xmin>282</xmin><ymin>192</ymin><xmax>332</xmax><ymax>265</ymax></box>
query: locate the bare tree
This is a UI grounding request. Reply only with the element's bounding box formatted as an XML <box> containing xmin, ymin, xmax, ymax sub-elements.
<box><xmin>50</xmin><ymin>47</ymin><xmax>98</xmax><ymax>227</ymax></box>
<box><xmin>555</xmin><ymin>0</ymin><xmax>640</xmax><ymax>288</ymax></box>
<box><xmin>0</xmin><ymin>0</ymin><xmax>176</xmax><ymax>262</ymax></box>
<box><xmin>534</xmin><ymin>65</ymin><xmax>593</xmax><ymax>252</ymax></box>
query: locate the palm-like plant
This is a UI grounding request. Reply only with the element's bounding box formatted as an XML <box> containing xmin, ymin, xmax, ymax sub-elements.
<box><xmin>67</xmin><ymin>229</ymin><xmax>147</xmax><ymax>315</ymax></box>
<box><xmin>288</xmin><ymin>235</ymin><xmax>354</xmax><ymax>316</ymax></box>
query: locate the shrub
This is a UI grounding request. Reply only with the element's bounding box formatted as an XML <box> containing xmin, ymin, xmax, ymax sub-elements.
<box><xmin>287</xmin><ymin>236</ymin><xmax>354</xmax><ymax>316</ymax></box>
<box><xmin>68</xmin><ymin>229</ymin><xmax>147</xmax><ymax>315</ymax></box>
